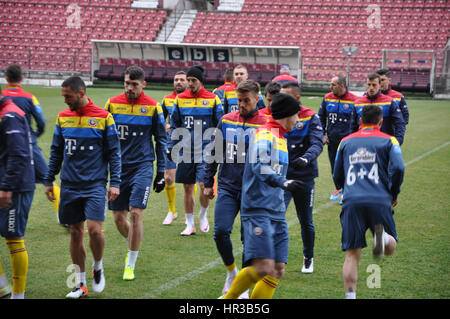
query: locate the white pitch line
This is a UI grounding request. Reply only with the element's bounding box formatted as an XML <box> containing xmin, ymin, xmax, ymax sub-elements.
<box><xmin>142</xmin><ymin>141</ymin><xmax>450</xmax><ymax>299</ymax></box>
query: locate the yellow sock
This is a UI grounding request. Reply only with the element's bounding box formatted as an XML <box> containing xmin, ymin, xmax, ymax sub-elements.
<box><xmin>6</xmin><ymin>240</ymin><xmax>28</xmax><ymax>295</ymax></box>
<box><xmin>194</xmin><ymin>184</ymin><xmax>197</xmax><ymax>197</ymax></box>
<box><xmin>165</xmin><ymin>183</ymin><xmax>176</xmax><ymax>213</ymax></box>
<box><xmin>223</xmin><ymin>266</ymin><xmax>261</xmax><ymax>299</ymax></box>
<box><xmin>51</xmin><ymin>183</ymin><xmax>60</xmax><ymax>213</ymax></box>
<box><xmin>250</xmin><ymin>275</ymin><xmax>280</xmax><ymax>299</ymax></box>
<box><xmin>226</xmin><ymin>262</ymin><xmax>236</xmax><ymax>272</ymax></box>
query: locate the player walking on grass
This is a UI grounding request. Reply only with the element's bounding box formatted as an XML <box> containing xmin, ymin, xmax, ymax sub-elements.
<box><xmin>333</xmin><ymin>104</ymin><xmax>404</xmax><ymax>299</ymax></box>
<box><xmin>44</xmin><ymin>76</ymin><xmax>121</xmax><ymax>298</ymax></box>
<box><xmin>203</xmin><ymin>80</ymin><xmax>267</xmax><ymax>298</ymax></box>
<box><xmin>105</xmin><ymin>66</ymin><xmax>167</xmax><ymax>281</ymax></box>
<box><xmin>161</xmin><ymin>71</ymin><xmax>188</xmax><ymax>225</ymax></box>
<box><xmin>222</xmin><ymin>94</ymin><xmax>305</xmax><ymax>299</ymax></box>
<box><xmin>0</xmin><ymin>90</ymin><xmax>35</xmax><ymax>299</ymax></box>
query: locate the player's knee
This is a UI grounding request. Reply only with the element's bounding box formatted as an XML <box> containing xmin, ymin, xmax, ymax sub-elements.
<box><xmin>129</xmin><ymin>208</ymin><xmax>143</xmax><ymax>224</ymax></box>
<box><xmin>165</xmin><ymin>175</ymin><xmax>174</xmax><ymax>185</ymax></box>
<box><xmin>272</xmin><ymin>264</ymin><xmax>286</xmax><ymax>279</ymax></box>
<box><xmin>69</xmin><ymin>224</ymin><xmax>84</xmax><ymax>239</ymax></box>
<box><xmin>113</xmin><ymin>211</ymin><xmax>127</xmax><ymax>225</ymax></box>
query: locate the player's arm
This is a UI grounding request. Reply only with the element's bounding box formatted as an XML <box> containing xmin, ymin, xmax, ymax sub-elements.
<box><xmin>44</xmin><ymin>117</ymin><xmax>65</xmax><ymax>187</ymax></box>
<box><xmin>390</xmin><ymin>101</ymin><xmax>405</xmax><ymax>145</ymax></box>
<box><xmin>302</xmin><ymin>114</ymin><xmax>324</xmax><ymax>163</ymax></box>
<box><xmin>152</xmin><ymin>103</ymin><xmax>168</xmax><ymax>173</ymax></box>
<box><xmin>160</xmin><ymin>98</ymin><xmax>169</xmax><ymax>120</ymax></box>
<box><xmin>104</xmin><ymin>113</ymin><xmax>121</xmax><ymax>188</ymax></box>
<box><xmin>213</xmin><ymin>96</ymin><xmax>224</xmax><ymax>126</ymax></box>
<box><xmin>203</xmin><ymin>120</ymin><xmax>223</xmax><ymax>189</ymax></box>
<box><xmin>168</xmin><ymin>98</ymin><xmax>181</xmax><ymax>150</ymax></box>
<box><xmin>317</xmin><ymin>98</ymin><xmax>328</xmax><ymax>140</ymax></box>
<box><xmin>30</xmin><ymin>95</ymin><xmax>46</xmax><ymax>138</ymax></box>
<box><xmin>332</xmin><ymin>141</ymin><xmax>345</xmax><ymax>190</ymax></box>
<box><xmin>0</xmin><ymin>114</ymin><xmax>31</xmax><ymax>191</ymax></box>
<box><xmin>350</xmin><ymin>107</ymin><xmax>360</xmax><ymax>133</ymax></box>
<box><xmin>256</xmin><ymin>92</ymin><xmax>266</xmax><ymax>110</ymax></box>
<box><xmin>399</xmin><ymin>96</ymin><xmax>409</xmax><ymax>125</ymax></box>
<box><xmin>388</xmin><ymin>137</ymin><xmax>405</xmax><ymax>202</ymax></box>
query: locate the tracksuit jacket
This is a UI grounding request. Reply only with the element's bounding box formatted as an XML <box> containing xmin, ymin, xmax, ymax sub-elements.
<box><xmin>161</xmin><ymin>90</ymin><xmax>177</xmax><ymax>120</ymax></box>
<box><xmin>169</xmin><ymin>87</ymin><xmax>224</xmax><ymax>157</ymax></box>
<box><xmin>241</xmin><ymin>118</ymin><xmax>290</xmax><ymax>220</ymax></box>
<box><xmin>2</xmin><ymin>84</ymin><xmax>46</xmax><ymax>144</ymax></box>
<box><xmin>105</xmin><ymin>92</ymin><xmax>167</xmax><ymax>173</ymax></box>
<box><xmin>213</xmin><ymin>82</ymin><xmax>265</xmax><ymax>114</ymax></box>
<box><xmin>0</xmin><ymin>96</ymin><xmax>35</xmax><ymax>192</ymax></box>
<box><xmin>318</xmin><ymin>90</ymin><xmax>358</xmax><ymax>143</ymax></box>
<box><xmin>352</xmin><ymin>91</ymin><xmax>405</xmax><ymax>145</ymax></box>
<box><xmin>285</xmin><ymin>105</ymin><xmax>324</xmax><ymax>182</ymax></box>
<box><xmin>203</xmin><ymin>109</ymin><xmax>267</xmax><ymax>192</ymax></box>
<box><xmin>45</xmin><ymin>98</ymin><xmax>121</xmax><ymax>188</ymax></box>
<box><xmin>333</xmin><ymin>124</ymin><xmax>405</xmax><ymax>206</ymax></box>
<box><xmin>382</xmin><ymin>87</ymin><xmax>409</xmax><ymax>125</ymax></box>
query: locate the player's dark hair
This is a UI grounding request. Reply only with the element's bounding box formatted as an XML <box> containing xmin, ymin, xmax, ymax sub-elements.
<box><xmin>376</xmin><ymin>68</ymin><xmax>391</xmax><ymax>78</ymax></box>
<box><xmin>281</xmin><ymin>80</ymin><xmax>301</xmax><ymax>96</ymax></box>
<box><xmin>264</xmin><ymin>81</ymin><xmax>281</xmax><ymax>96</ymax></box>
<box><xmin>61</xmin><ymin>76</ymin><xmax>86</xmax><ymax>93</ymax></box>
<box><xmin>6</xmin><ymin>64</ymin><xmax>23</xmax><ymax>83</ymax></box>
<box><xmin>236</xmin><ymin>79</ymin><xmax>260</xmax><ymax>95</ymax></box>
<box><xmin>362</xmin><ymin>104</ymin><xmax>383</xmax><ymax>124</ymax></box>
<box><xmin>223</xmin><ymin>68</ymin><xmax>234</xmax><ymax>82</ymax></box>
<box><xmin>367</xmin><ymin>72</ymin><xmax>381</xmax><ymax>83</ymax></box>
<box><xmin>125</xmin><ymin>65</ymin><xmax>145</xmax><ymax>81</ymax></box>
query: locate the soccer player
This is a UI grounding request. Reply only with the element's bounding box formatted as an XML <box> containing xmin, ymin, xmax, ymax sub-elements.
<box><xmin>272</xmin><ymin>64</ymin><xmax>298</xmax><ymax>84</ymax></box>
<box><xmin>222</xmin><ymin>93</ymin><xmax>305</xmax><ymax>299</ymax></box>
<box><xmin>333</xmin><ymin>104</ymin><xmax>404</xmax><ymax>299</ymax></box>
<box><xmin>0</xmin><ymin>90</ymin><xmax>35</xmax><ymax>299</ymax></box>
<box><xmin>376</xmin><ymin>68</ymin><xmax>409</xmax><ymax>127</ymax></box>
<box><xmin>259</xmin><ymin>81</ymin><xmax>281</xmax><ymax>119</ymax></box>
<box><xmin>168</xmin><ymin>65</ymin><xmax>223</xmax><ymax>236</ymax></box>
<box><xmin>161</xmin><ymin>71</ymin><xmax>188</xmax><ymax>225</ymax></box>
<box><xmin>2</xmin><ymin>64</ymin><xmax>61</xmax><ymax>218</ymax></box>
<box><xmin>221</xmin><ymin>65</ymin><xmax>265</xmax><ymax>114</ymax></box>
<box><xmin>318</xmin><ymin>75</ymin><xmax>358</xmax><ymax>201</ymax></box>
<box><xmin>352</xmin><ymin>73</ymin><xmax>405</xmax><ymax>145</ymax></box>
<box><xmin>213</xmin><ymin>68</ymin><xmax>235</xmax><ymax>106</ymax></box>
<box><xmin>105</xmin><ymin>66</ymin><xmax>167</xmax><ymax>280</ymax></box>
<box><xmin>44</xmin><ymin>76</ymin><xmax>121</xmax><ymax>298</ymax></box>
<box><xmin>280</xmin><ymin>81</ymin><xmax>324</xmax><ymax>273</ymax></box>
<box><xmin>203</xmin><ymin>80</ymin><xmax>267</xmax><ymax>297</ymax></box>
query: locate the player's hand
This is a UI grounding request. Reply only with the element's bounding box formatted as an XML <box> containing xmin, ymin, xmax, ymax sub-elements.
<box><xmin>281</xmin><ymin>180</ymin><xmax>305</xmax><ymax>192</ymax></box>
<box><xmin>323</xmin><ymin>135</ymin><xmax>329</xmax><ymax>145</ymax></box>
<box><xmin>108</xmin><ymin>186</ymin><xmax>120</xmax><ymax>201</ymax></box>
<box><xmin>204</xmin><ymin>187</ymin><xmax>215</xmax><ymax>200</ymax></box>
<box><xmin>153</xmin><ymin>172</ymin><xmax>165</xmax><ymax>193</ymax></box>
<box><xmin>45</xmin><ymin>185</ymin><xmax>56</xmax><ymax>202</ymax></box>
<box><xmin>291</xmin><ymin>157</ymin><xmax>309</xmax><ymax>169</ymax></box>
<box><xmin>392</xmin><ymin>199</ymin><xmax>398</xmax><ymax>207</ymax></box>
<box><xmin>0</xmin><ymin>190</ymin><xmax>12</xmax><ymax>208</ymax></box>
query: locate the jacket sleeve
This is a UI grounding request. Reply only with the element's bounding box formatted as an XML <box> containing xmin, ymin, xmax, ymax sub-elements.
<box><xmin>0</xmin><ymin>114</ymin><xmax>32</xmax><ymax>191</ymax></box>
<box><xmin>213</xmin><ymin>96</ymin><xmax>224</xmax><ymax>127</ymax></box>
<box><xmin>203</xmin><ymin>120</ymin><xmax>222</xmax><ymax>188</ymax></box>
<box><xmin>44</xmin><ymin>117</ymin><xmax>65</xmax><ymax>186</ymax></box>
<box><xmin>160</xmin><ymin>98</ymin><xmax>169</xmax><ymax>120</ymax></box>
<box><xmin>332</xmin><ymin>140</ymin><xmax>346</xmax><ymax>190</ymax></box>
<box><xmin>302</xmin><ymin>113</ymin><xmax>324</xmax><ymax>163</ymax></box>
<box><xmin>104</xmin><ymin>113</ymin><xmax>121</xmax><ymax>188</ymax></box>
<box><xmin>388</xmin><ymin>137</ymin><xmax>405</xmax><ymax>201</ymax></box>
<box><xmin>351</xmin><ymin>107</ymin><xmax>360</xmax><ymax>133</ymax></box>
<box><xmin>398</xmin><ymin>96</ymin><xmax>409</xmax><ymax>125</ymax></box>
<box><xmin>168</xmin><ymin>97</ymin><xmax>181</xmax><ymax>150</ymax></box>
<box><xmin>257</xmin><ymin>93</ymin><xmax>266</xmax><ymax>110</ymax></box>
<box><xmin>318</xmin><ymin>98</ymin><xmax>328</xmax><ymax>135</ymax></box>
<box><xmin>30</xmin><ymin>95</ymin><xmax>46</xmax><ymax>138</ymax></box>
<box><xmin>152</xmin><ymin>103</ymin><xmax>167</xmax><ymax>173</ymax></box>
<box><xmin>390</xmin><ymin>101</ymin><xmax>405</xmax><ymax>145</ymax></box>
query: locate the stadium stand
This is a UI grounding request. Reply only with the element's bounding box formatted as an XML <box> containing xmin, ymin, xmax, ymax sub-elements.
<box><xmin>0</xmin><ymin>0</ymin><xmax>167</xmax><ymax>74</ymax></box>
<box><xmin>0</xmin><ymin>0</ymin><xmax>448</xmax><ymax>90</ymax></box>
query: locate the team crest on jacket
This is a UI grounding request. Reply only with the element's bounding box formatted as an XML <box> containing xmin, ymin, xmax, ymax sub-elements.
<box><xmin>295</xmin><ymin>121</ymin><xmax>303</xmax><ymax>130</ymax></box>
<box><xmin>254</xmin><ymin>227</ymin><xmax>263</xmax><ymax>236</ymax></box>
<box><xmin>139</xmin><ymin>106</ymin><xmax>148</xmax><ymax>114</ymax></box>
<box><xmin>202</xmin><ymin>100</ymin><xmax>209</xmax><ymax>106</ymax></box>
<box><xmin>88</xmin><ymin>118</ymin><xmax>98</xmax><ymax>127</ymax></box>
<box><xmin>343</xmin><ymin>104</ymin><xmax>349</xmax><ymax>110</ymax></box>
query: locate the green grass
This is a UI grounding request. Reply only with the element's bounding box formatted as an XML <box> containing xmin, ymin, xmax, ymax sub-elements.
<box><xmin>1</xmin><ymin>86</ymin><xmax>449</xmax><ymax>299</ymax></box>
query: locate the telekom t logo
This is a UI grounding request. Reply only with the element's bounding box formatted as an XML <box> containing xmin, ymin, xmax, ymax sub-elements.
<box><xmin>117</xmin><ymin>125</ymin><xmax>129</xmax><ymax>140</ymax></box>
<box><xmin>65</xmin><ymin>138</ymin><xmax>77</xmax><ymax>155</ymax></box>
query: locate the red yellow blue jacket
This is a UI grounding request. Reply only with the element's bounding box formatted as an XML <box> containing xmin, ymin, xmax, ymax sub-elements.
<box><xmin>352</xmin><ymin>91</ymin><xmax>405</xmax><ymax>145</ymax></box>
<box><xmin>0</xmin><ymin>96</ymin><xmax>35</xmax><ymax>192</ymax></box>
<box><xmin>213</xmin><ymin>82</ymin><xmax>265</xmax><ymax>114</ymax></box>
<box><xmin>241</xmin><ymin>118</ymin><xmax>290</xmax><ymax>220</ymax></box>
<box><xmin>45</xmin><ymin>98</ymin><xmax>121</xmax><ymax>188</ymax></box>
<box><xmin>2</xmin><ymin>84</ymin><xmax>45</xmax><ymax>144</ymax></box>
<box><xmin>382</xmin><ymin>87</ymin><xmax>409</xmax><ymax>125</ymax></box>
<box><xmin>161</xmin><ymin>90</ymin><xmax>177</xmax><ymax>120</ymax></box>
<box><xmin>169</xmin><ymin>87</ymin><xmax>224</xmax><ymax>159</ymax></box>
<box><xmin>272</xmin><ymin>73</ymin><xmax>298</xmax><ymax>84</ymax></box>
<box><xmin>333</xmin><ymin>124</ymin><xmax>405</xmax><ymax>206</ymax></box>
<box><xmin>318</xmin><ymin>89</ymin><xmax>358</xmax><ymax>142</ymax></box>
<box><xmin>203</xmin><ymin>109</ymin><xmax>267</xmax><ymax>193</ymax></box>
<box><xmin>105</xmin><ymin>92</ymin><xmax>167</xmax><ymax>172</ymax></box>
<box><xmin>285</xmin><ymin>105</ymin><xmax>324</xmax><ymax>181</ymax></box>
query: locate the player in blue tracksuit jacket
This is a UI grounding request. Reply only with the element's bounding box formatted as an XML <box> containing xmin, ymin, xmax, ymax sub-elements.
<box><xmin>280</xmin><ymin>81</ymin><xmax>324</xmax><ymax>273</ymax></box>
<box><xmin>223</xmin><ymin>93</ymin><xmax>305</xmax><ymax>299</ymax></box>
<box><xmin>0</xmin><ymin>93</ymin><xmax>35</xmax><ymax>299</ymax></box>
<box><xmin>203</xmin><ymin>80</ymin><xmax>267</xmax><ymax>297</ymax></box>
<box><xmin>333</xmin><ymin>104</ymin><xmax>404</xmax><ymax>299</ymax></box>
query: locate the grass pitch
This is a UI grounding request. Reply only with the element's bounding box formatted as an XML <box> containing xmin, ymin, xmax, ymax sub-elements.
<box><xmin>0</xmin><ymin>85</ymin><xmax>449</xmax><ymax>299</ymax></box>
